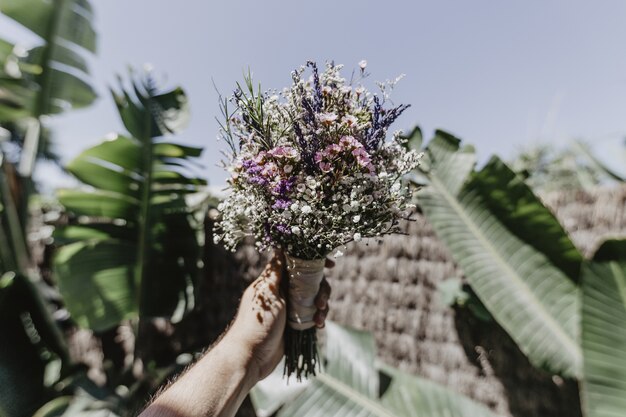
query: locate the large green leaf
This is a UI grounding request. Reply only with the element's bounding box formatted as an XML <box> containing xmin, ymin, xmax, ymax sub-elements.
<box><xmin>0</xmin><ymin>0</ymin><xmax>96</xmax><ymax>52</ymax></box>
<box><xmin>112</xmin><ymin>80</ymin><xmax>189</xmax><ymax>140</ymax></box>
<box><xmin>54</xmin><ymin>76</ymin><xmax>204</xmax><ymax>330</ymax></box>
<box><xmin>252</xmin><ymin>321</ymin><xmax>501</xmax><ymax>417</ymax></box>
<box><xmin>0</xmin><ymin>0</ymin><xmax>97</xmax><ymax>115</ymax></box>
<box><xmin>154</xmin><ymin>142</ymin><xmax>203</xmax><ymax>159</ymax></box>
<box><xmin>581</xmin><ymin>240</ymin><xmax>626</xmax><ymax>417</ymax></box>
<box><xmin>401</xmin><ymin>126</ymin><xmax>422</xmax><ymax>152</ymax></box>
<box><xmin>472</xmin><ymin>157</ymin><xmax>583</xmax><ymax>281</ymax></box>
<box><xmin>57</xmin><ymin>189</ymin><xmax>139</xmax><ymax>219</ymax></box>
<box><xmin>417</xmin><ymin>133</ymin><xmax>582</xmax><ymax>377</ymax></box>
<box><xmin>52</xmin><ymin>224</ymin><xmax>134</xmax><ymax>244</ymax></box>
<box><xmin>380</xmin><ymin>365</ymin><xmax>499</xmax><ymax>417</ymax></box>
<box><xmin>424</xmin><ymin>130</ymin><xmax>476</xmax><ymax>194</ymax></box>
<box><xmin>54</xmin><ymin>240</ymin><xmax>137</xmax><ymax>332</ymax></box>
<box><xmin>0</xmin><ymin>0</ymin><xmax>97</xmax><ymax>186</ymax></box>
<box><xmin>73</xmin><ymin>135</ymin><xmax>142</xmax><ymax>171</ymax></box>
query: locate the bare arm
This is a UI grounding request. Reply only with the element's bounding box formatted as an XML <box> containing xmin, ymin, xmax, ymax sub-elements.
<box><xmin>139</xmin><ymin>252</ymin><xmax>332</xmax><ymax>417</ymax></box>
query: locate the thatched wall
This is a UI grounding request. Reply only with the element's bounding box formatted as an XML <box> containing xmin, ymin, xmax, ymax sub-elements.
<box><xmin>202</xmin><ymin>184</ymin><xmax>626</xmax><ymax>417</ymax></box>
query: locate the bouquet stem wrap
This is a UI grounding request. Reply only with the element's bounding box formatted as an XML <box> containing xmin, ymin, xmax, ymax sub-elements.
<box><xmin>284</xmin><ymin>253</ymin><xmax>325</xmax><ymax>379</ymax></box>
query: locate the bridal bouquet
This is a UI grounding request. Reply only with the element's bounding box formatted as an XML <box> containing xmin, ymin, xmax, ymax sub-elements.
<box><xmin>215</xmin><ymin>61</ymin><xmax>422</xmax><ymax>379</ymax></box>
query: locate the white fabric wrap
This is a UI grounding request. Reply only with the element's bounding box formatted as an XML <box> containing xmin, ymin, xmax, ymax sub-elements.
<box><xmin>285</xmin><ymin>254</ymin><xmax>325</xmax><ymax>331</ymax></box>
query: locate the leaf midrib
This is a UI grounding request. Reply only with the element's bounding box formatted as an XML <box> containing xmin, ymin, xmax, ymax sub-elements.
<box><xmin>428</xmin><ymin>173</ymin><xmax>581</xmax><ymax>371</ymax></box>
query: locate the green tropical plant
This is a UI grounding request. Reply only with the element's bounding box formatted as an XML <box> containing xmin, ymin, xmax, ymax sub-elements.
<box><xmin>412</xmin><ymin>130</ymin><xmax>582</xmax><ymax>378</ymax></box>
<box><xmin>410</xmin><ymin>127</ymin><xmax>626</xmax><ymax>416</ymax></box>
<box><xmin>0</xmin><ymin>2</ymin><xmax>97</xmax><ymax>413</ymax></box>
<box><xmin>53</xmin><ymin>73</ymin><xmax>206</xmax><ymax>332</ymax></box>
<box><xmin>0</xmin><ymin>0</ymin><xmax>97</xmax><ymax>229</ymax></box>
<box><xmin>0</xmin><ymin>272</ymin><xmax>71</xmax><ymax>417</ymax></box>
<box><xmin>580</xmin><ymin>240</ymin><xmax>626</xmax><ymax>417</ymax></box>
<box><xmin>510</xmin><ymin>140</ymin><xmax>625</xmax><ymax>193</ymax></box>
<box><xmin>0</xmin><ymin>0</ymin><xmax>97</xmax><ymax>133</ymax></box>
<box><xmin>251</xmin><ymin>321</ymin><xmax>501</xmax><ymax>417</ymax></box>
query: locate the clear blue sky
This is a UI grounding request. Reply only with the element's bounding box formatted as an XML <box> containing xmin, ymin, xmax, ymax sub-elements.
<box><xmin>1</xmin><ymin>0</ymin><xmax>625</xmax><ymax>189</ymax></box>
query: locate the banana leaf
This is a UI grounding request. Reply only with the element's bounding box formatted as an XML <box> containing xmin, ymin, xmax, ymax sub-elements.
<box><xmin>0</xmin><ymin>0</ymin><xmax>97</xmax><ymax>117</ymax></box>
<box><xmin>54</xmin><ymin>76</ymin><xmax>205</xmax><ymax>331</ymax></box>
<box><xmin>416</xmin><ymin>132</ymin><xmax>582</xmax><ymax>378</ymax></box>
<box><xmin>581</xmin><ymin>240</ymin><xmax>626</xmax><ymax>417</ymax></box>
<box><xmin>251</xmin><ymin>321</ymin><xmax>501</xmax><ymax>417</ymax></box>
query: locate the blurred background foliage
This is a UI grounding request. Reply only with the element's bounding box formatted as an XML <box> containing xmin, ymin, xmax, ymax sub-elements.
<box><xmin>1</xmin><ymin>1</ymin><xmax>625</xmax><ymax>417</ymax></box>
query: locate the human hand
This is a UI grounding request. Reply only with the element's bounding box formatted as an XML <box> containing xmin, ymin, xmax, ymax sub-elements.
<box><xmin>140</xmin><ymin>253</ymin><xmax>333</xmax><ymax>417</ymax></box>
<box><xmin>226</xmin><ymin>251</ymin><xmax>333</xmax><ymax>382</ymax></box>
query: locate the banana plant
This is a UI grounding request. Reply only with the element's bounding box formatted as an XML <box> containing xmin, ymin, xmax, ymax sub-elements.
<box><xmin>0</xmin><ymin>134</ymin><xmax>71</xmax><ymax>417</ymax></box>
<box><xmin>412</xmin><ymin>130</ymin><xmax>582</xmax><ymax>378</ymax></box>
<box><xmin>0</xmin><ymin>0</ymin><xmax>97</xmax><ymax>175</ymax></box>
<box><xmin>251</xmin><ymin>321</ymin><xmax>501</xmax><ymax>417</ymax></box>
<box><xmin>580</xmin><ymin>240</ymin><xmax>626</xmax><ymax>417</ymax></box>
<box><xmin>510</xmin><ymin>140</ymin><xmax>625</xmax><ymax>193</ymax></box>
<box><xmin>53</xmin><ymin>74</ymin><xmax>205</xmax><ymax>332</ymax></box>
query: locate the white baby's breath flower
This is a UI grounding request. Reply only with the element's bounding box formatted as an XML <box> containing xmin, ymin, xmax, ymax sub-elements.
<box><xmin>301</xmin><ymin>205</ymin><xmax>312</xmax><ymax>214</ymax></box>
<box><xmin>352</xmin><ymin>215</ymin><xmax>361</xmax><ymax>223</ymax></box>
<box><xmin>291</xmin><ymin>226</ymin><xmax>301</xmax><ymax>235</ymax></box>
<box><xmin>353</xmin><ymin>232</ymin><xmax>362</xmax><ymax>242</ymax></box>
<box><xmin>318</xmin><ymin>112</ymin><xmax>338</xmax><ymax>125</ymax></box>
<box><xmin>342</xmin><ymin>115</ymin><xmax>358</xmax><ymax>127</ymax></box>
<box><xmin>359</xmin><ymin>60</ymin><xmax>367</xmax><ymax>69</ymax></box>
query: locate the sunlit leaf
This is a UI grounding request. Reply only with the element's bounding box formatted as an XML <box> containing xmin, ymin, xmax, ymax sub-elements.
<box><xmin>581</xmin><ymin>240</ymin><xmax>626</xmax><ymax>417</ymax></box>
<box><xmin>417</xmin><ymin>132</ymin><xmax>582</xmax><ymax>378</ymax></box>
<box><xmin>55</xmin><ymin>74</ymin><xmax>205</xmax><ymax>329</ymax></box>
<box><xmin>54</xmin><ymin>240</ymin><xmax>137</xmax><ymax>331</ymax></box>
<box><xmin>253</xmin><ymin>322</ymin><xmax>501</xmax><ymax>417</ymax></box>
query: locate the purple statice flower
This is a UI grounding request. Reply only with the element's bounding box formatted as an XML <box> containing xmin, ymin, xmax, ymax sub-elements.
<box><xmin>242</xmin><ymin>159</ymin><xmax>269</xmax><ymax>186</ymax></box>
<box><xmin>273</xmin><ymin>223</ymin><xmax>291</xmax><ymax>235</ymax></box>
<box><xmin>307</xmin><ymin>60</ymin><xmax>323</xmax><ymax>113</ymax></box>
<box><xmin>364</xmin><ymin>95</ymin><xmax>410</xmax><ymax>151</ymax></box>
<box><xmin>242</xmin><ymin>159</ymin><xmax>263</xmax><ymax>176</ymax></box>
<box><xmin>248</xmin><ymin>176</ymin><xmax>268</xmax><ymax>186</ymax></box>
<box><xmin>272</xmin><ymin>177</ymin><xmax>296</xmax><ymax>196</ymax></box>
<box><xmin>272</xmin><ymin>199</ymin><xmax>291</xmax><ymax>210</ymax></box>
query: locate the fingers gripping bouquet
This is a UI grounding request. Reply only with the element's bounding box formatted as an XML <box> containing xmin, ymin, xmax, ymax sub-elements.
<box><xmin>215</xmin><ymin>61</ymin><xmax>422</xmax><ymax>379</ymax></box>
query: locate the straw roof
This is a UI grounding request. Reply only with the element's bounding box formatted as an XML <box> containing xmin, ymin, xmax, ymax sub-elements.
<box><xmin>202</xmin><ymin>184</ymin><xmax>626</xmax><ymax>417</ymax></box>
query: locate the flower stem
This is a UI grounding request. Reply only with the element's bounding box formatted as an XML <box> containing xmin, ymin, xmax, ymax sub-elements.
<box><xmin>284</xmin><ymin>326</ymin><xmax>320</xmax><ymax>380</ymax></box>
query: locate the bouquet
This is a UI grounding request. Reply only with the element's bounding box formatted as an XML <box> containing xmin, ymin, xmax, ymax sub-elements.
<box><xmin>215</xmin><ymin>61</ymin><xmax>422</xmax><ymax>379</ymax></box>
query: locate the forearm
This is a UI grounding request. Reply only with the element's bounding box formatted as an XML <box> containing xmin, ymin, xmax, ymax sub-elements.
<box><xmin>140</xmin><ymin>333</ymin><xmax>257</xmax><ymax>417</ymax></box>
